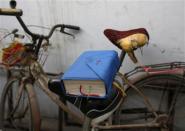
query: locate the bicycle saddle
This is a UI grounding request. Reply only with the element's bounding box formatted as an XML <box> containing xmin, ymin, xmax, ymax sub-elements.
<box><xmin>104</xmin><ymin>28</ymin><xmax>149</xmax><ymax>63</ymax></box>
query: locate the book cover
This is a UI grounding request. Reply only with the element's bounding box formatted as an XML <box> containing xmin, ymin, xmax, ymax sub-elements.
<box><xmin>62</xmin><ymin>50</ymin><xmax>120</xmax><ymax>98</ymax></box>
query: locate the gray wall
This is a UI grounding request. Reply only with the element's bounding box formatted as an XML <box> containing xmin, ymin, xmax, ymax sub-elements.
<box><xmin>0</xmin><ymin>0</ymin><xmax>184</xmax><ymax>118</ymax></box>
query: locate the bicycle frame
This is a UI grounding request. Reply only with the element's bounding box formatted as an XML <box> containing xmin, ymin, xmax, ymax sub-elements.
<box><xmin>3</xmin><ymin>55</ymin><xmax>185</xmax><ymax>130</ymax></box>
<box><xmin>1</xmin><ymin>25</ymin><xmax>185</xmax><ymax>131</ymax></box>
<box><xmin>1</xmin><ymin>1</ymin><xmax>185</xmax><ymax>130</ymax></box>
<box><xmin>2</xmin><ymin>29</ymin><xmax>185</xmax><ymax>131</ymax></box>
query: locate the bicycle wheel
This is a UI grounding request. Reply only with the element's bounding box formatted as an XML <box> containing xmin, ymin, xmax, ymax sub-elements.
<box><xmin>0</xmin><ymin>79</ymin><xmax>41</xmax><ymax>131</ymax></box>
<box><xmin>115</xmin><ymin>74</ymin><xmax>185</xmax><ymax>131</ymax></box>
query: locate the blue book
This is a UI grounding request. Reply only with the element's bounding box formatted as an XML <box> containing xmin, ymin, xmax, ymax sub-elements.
<box><xmin>62</xmin><ymin>50</ymin><xmax>120</xmax><ymax>99</ymax></box>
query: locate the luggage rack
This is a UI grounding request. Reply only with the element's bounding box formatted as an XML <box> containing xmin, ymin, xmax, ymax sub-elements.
<box><xmin>125</xmin><ymin>62</ymin><xmax>185</xmax><ymax>78</ymax></box>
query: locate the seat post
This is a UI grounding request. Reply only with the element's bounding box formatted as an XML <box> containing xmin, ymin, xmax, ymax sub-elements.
<box><xmin>118</xmin><ymin>50</ymin><xmax>126</xmax><ymax>70</ymax></box>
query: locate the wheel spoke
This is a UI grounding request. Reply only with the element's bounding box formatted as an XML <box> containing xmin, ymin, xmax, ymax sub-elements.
<box><xmin>115</xmin><ymin>75</ymin><xmax>185</xmax><ymax>130</ymax></box>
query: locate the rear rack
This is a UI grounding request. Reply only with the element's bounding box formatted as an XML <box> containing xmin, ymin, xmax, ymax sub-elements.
<box><xmin>125</xmin><ymin>62</ymin><xmax>185</xmax><ymax>78</ymax></box>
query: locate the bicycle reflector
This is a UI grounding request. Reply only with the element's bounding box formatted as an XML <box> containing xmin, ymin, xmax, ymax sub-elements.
<box><xmin>1</xmin><ymin>41</ymin><xmax>25</xmax><ymax>67</ymax></box>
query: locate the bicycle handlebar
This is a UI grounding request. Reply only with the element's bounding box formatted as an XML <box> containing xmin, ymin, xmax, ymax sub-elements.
<box><xmin>46</xmin><ymin>24</ymin><xmax>80</xmax><ymax>39</ymax></box>
<box><xmin>0</xmin><ymin>7</ymin><xmax>80</xmax><ymax>41</ymax></box>
<box><xmin>0</xmin><ymin>8</ymin><xmax>22</xmax><ymax>16</ymax></box>
<box><xmin>63</xmin><ymin>24</ymin><xmax>80</xmax><ymax>30</ymax></box>
<box><xmin>0</xmin><ymin>5</ymin><xmax>80</xmax><ymax>56</ymax></box>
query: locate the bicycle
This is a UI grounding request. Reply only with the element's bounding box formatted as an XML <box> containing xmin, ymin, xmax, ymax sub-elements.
<box><xmin>0</xmin><ymin>1</ymin><xmax>81</xmax><ymax>131</ymax></box>
<box><xmin>0</xmin><ymin>1</ymin><xmax>185</xmax><ymax>131</ymax></box>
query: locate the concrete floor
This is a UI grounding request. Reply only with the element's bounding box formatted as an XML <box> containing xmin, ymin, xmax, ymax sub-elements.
<box><xmin>2</xmin><ymin>118</ymin><xmax>82</xmax><ymax>131</ymax></box>
<box><xmin>41</xmin><ymin>117</ymin><xmax>81</xmax><ymax>131</ymax></box>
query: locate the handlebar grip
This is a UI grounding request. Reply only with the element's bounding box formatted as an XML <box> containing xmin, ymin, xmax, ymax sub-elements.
<box><xmin>0</xmin><ymin>8</ymin><xmax>23</xmax><ymax>16</ymax></box>
<box><xmin>63</xmin><ymin>24</ymin><xmax>80</xmax><ymax>30</ymax></box>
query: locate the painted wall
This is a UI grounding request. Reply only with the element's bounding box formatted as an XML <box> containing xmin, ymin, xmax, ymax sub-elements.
<box><xmin>0</xmin><ymin>0</ymin><xmax>184</xmax><ymax>118</ymax></box>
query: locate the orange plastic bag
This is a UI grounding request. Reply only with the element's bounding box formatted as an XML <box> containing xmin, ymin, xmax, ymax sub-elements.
<box><xmin>2</xmin><ymin>42</ymin><xmax>25</xmax><ymax>67</ymax></box>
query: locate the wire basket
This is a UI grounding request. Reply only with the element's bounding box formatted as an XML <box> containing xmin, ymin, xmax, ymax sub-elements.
<box><xmin>37</xmin><ymin>41</ymin><xmax>50</xmax><ymax>66</ymax></box>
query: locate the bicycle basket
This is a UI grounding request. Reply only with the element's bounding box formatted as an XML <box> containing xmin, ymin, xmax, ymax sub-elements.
<box><xmin>0</xmin><ymin>41</ymin><xmax>25</xmax><ymax>67</ymax></box>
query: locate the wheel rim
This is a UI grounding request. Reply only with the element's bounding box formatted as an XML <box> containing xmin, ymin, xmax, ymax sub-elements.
<box><xmin>1</xmin><ymin>80</ymin><xmax>33</xmax><ymax>131</ymax></box>
<box><xmin>116</xmin><ymin>75</ymin><xmax>185</xmax><ymax>131</ymax></box>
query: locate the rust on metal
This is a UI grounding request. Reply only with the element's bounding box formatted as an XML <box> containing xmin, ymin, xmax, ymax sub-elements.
<box><xmin>26</xmin><ymin>83</ymin><xmax>41</xmax><ymax>131</ymax></box>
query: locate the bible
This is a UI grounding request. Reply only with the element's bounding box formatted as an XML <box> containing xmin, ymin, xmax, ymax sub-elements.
<box><xmin>62</xmin><ymin>50</ymin><xmax>120</xmax><ymax>99</ymax></box>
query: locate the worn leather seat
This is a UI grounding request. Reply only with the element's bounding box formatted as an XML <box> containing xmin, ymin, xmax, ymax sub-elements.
<box><xmin>104</xmin><ymin>28</ymin><xmax>149</xmax><ymax>49</ymax></box>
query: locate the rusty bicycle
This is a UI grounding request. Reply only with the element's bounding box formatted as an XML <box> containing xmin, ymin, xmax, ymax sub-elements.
<box><xmin>0</xmin><ymin>1</ymin><xmax>185</xmax><ymax>131</ymax></box>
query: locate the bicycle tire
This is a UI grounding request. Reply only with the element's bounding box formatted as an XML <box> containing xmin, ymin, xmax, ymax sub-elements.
<box><xmin>0</xmin><ymin>78</ymin><xmax>41</xmax><ymax>131</ymax></box>
<box><xmin>114</xmin><ymin>74</ymin><xmax>185</xmax><ymax>131</ymax></box>
<box><xmin>82</xmin><ymin>74</ymin><xmax>185</xmax><ymax>131</ymax></box>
